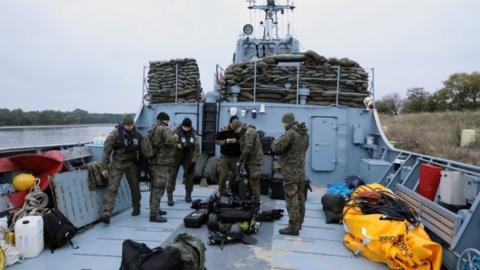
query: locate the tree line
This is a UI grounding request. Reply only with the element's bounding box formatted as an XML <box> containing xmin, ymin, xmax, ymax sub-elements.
<box><xmin>376</xmin><ymin>71</ymin><xmax>480</xmax><ymax>115</ymax></box>
<box><xmin>0</xmin><ymin>108</ymin><xmax>133</xmax><ymax>126</ymax></box>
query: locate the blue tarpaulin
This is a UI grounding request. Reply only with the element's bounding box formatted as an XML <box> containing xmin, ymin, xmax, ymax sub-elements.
<box><xmin>327</xmin><ymin>183</ymin><xmax>352</xmax><ymax>198</ymax></box>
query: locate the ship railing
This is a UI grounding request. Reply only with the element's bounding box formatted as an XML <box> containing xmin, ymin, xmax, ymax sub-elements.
<box><xmin>228</xmin><ymin>63</ymin><xmax>375</xmax><ymax>105</ymax></box>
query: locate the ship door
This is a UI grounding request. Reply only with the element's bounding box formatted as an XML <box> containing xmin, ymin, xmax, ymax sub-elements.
<box><xmin>311</xmin><ymin>117</ymin><xmax>337</xmax><ymax>171</ymax></box>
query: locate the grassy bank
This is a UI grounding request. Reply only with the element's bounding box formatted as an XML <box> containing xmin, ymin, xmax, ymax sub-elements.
<box><xmin>378</xmin><ymin>111</ymin><xmax>480</xmax><ymax>166</ymax></box>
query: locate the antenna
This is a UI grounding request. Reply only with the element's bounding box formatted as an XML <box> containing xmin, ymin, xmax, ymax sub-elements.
<box><xmin>248</xmin><ymin>0</ymin><xmax>295</xmax><ymax>40</ymax></box>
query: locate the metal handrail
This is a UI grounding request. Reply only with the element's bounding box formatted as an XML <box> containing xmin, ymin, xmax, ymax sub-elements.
<box><xmin>335</xmin><ymin>66</ymin><xmax>340</xmax><ymax>106</ymax></box>
<box><xmin>235</xmin><ymin>64</ymin><xmax>372</xmax><ymax>104</ymax></box>
<box><xmin>253</xmin><ymin>58</ymin><xmax>258</xmax><ymax>102</ymax></box>
<box><xmin>296</xmin><ymin>63</ymin><xmax>300</xmax><ymax>104</ymax></box>
<box><xmin>175</xmin><ymin>63</ymin><xmax>179</xmax><ymax>104</ymax></box>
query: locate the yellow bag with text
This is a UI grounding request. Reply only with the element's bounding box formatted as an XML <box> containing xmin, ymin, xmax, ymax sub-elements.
<box><xmin>342</xmin><ymin>183</ymin><xmax>442</xmax><ymax>270</ymax></box>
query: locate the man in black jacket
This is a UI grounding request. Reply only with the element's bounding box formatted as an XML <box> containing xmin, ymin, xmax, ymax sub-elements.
<box><xmin>215</xmin><ymin>116</ymin><xmax>241</xmax><ymax>194</ymax></box>
<box><xmin>168</xmin><ymin>118</ymin><xmax>199</xmax><ymax>205</ymax></box>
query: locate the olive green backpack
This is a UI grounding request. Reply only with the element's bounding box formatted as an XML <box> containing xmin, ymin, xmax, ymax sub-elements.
<box><xmin>169</xmin><ymin>233</ymin><xmax>206</xmax><ymax>270</ymax></box>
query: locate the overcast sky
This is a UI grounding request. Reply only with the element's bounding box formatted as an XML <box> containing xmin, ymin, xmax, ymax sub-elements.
<box><xmin>1</xmin><ymin>0</ymin><xmax>479</xmax><ymax>113</ymax></box>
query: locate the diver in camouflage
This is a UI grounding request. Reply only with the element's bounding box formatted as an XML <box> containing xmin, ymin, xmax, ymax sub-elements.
<box><xmin>101</xmin><ymin>115</ymin><xmax>153</xmax><ymax>224</ymax></box>
<box><xmin>215</xmin><ymin>115</ymin><xmax>241</xmax><ymax>194</ymax></box>
<box><xmin>168</xmin><ymin>117</ymin><xmax>199</xmax><ymax>205</ymax></box>
<box><xmin>271</xmin><ymin>113</ymin><xmax>309</xmax><ymax>236</ymax></box>
<box><xmin>149</xmin><ymin>112</ymin><xmax>177</xmax><ymax>223</ymax></box>
<box><xmin>231</xmin><ymin>119</ymin><xmax>264</xmax><ymax>204</ymax></box>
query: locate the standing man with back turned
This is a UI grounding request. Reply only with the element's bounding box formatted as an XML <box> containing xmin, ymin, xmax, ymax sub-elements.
<box><xmin>231</xmin><ymin>119</ymin><xmax>264</xmax><ymax>204</ymax></box>
<box><xmin>149</xmin><ymin>112</ymin><xmax>176</xmax><ymax>223</ymax></box>
<box><xmin>271</xmin><ymin>113</ymin><xmax>309</xmax><ymax>236</ymax></box>
<box><xmin>168</xmin><ymin>117</ymin><xmax>199</xmax><ymax>205</ymax></box>
<box><xmin>101</xmin><ymin>115</ymin><xmax>153</xmax><ymax>224</ymax></box>
<box><xmin>215</xmin><ymin>115</ymin><xmax>241</xmax><ymax>194</ymax></box>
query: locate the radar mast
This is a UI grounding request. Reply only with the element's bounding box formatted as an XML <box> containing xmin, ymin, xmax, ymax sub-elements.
<box><xmin>247</xmin><ymin>0</ymin><xmax>295</xmax><ymax>40</ymax></box>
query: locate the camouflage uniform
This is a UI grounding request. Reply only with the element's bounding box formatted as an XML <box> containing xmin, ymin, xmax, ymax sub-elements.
<box><xmin>238</xmin><ymin>125</ymin><xmax>264</xmax><ymax>203</ymax></box>
<box><xmin>101</xmin><ymin>127</ymin><xmax>153</xmax><ymax>218</ymax></box>
<box><xmin>271</xmin><ymin>121</ymin><xmax>309</xmax><ymax>231</ymax></box>
<box><xmin>169</xmin><ymin>126</ymin><xmax>199</xmax><ymax>196</ymax></box>
<box><xmin>215</xmin><ymin>124</ymin><xmax>240</xmax><ymax>194</ymax></box>
<box><xmin>149</xmin><ymin>121</ymin><xmax>177</xmax><ymax>217</ymax></box>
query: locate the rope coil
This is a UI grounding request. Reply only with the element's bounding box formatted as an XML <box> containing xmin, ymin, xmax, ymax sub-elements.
<box><xmin>7</xmin><ymin>178</ymin><xmax>49</xmax><ymax>232</ymax></box>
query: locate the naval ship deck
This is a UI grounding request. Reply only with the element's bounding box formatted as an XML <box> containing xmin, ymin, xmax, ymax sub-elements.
<box><xmin>10</xmin><ymin>183</ymin><xmax>386</xmax><ymax>270</ymax></box>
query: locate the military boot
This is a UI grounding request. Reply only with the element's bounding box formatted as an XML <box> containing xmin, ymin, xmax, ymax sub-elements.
<box><xmin>279</xmin><ymin>226</ymin><xmax>299</xmax><ymax>236</ymax></box>
<box><xmin>167</xmin><ymin>193</ymin><xmax>174</xmax><ymax>206</ymax></box>
<box><xmin>200</xmin><ymin>178</ymin><xmax>208</xmax><ymax>187</ymax></box>
<box><xmin>150</xmin><ymin>215</ymin><xmax>167</xmax><ymax>223</ymax></box>
<box><xmin>131</xmin><ymin>209</ymin><xmax>140</xmax><ymax>216</ymax></box>
<box><xmin>185</xmin><ymin>192</ymin><xmax>192</xmax><ymax>203</ymax></box>
<box><xmin>101</xmin><ymin>215</ymin><xmax>110</xmax><ymax>224</ymax></box>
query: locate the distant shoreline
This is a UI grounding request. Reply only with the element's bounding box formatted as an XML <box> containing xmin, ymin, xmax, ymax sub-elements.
<box><xmin>0</xmin><ymin>123</ymin><xmax>115</xmax><ymax>130</ymax></box>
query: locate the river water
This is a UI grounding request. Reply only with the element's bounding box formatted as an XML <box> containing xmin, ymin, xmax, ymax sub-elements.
<box><xmin>0</xmin><ymin>124</ymin><xmax>115</xmax><ymax>149</ymax></box>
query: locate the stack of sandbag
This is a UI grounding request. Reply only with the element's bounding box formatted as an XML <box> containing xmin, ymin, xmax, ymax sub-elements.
<box><xmin>221</xmin><ymin>50</ymin><xmax>370</xmax><ymax>107</ymax></box>
<box><xmin>147</xmin><ymin>58</ymin><xmax>202</xmax><ymax>103</ymax></box>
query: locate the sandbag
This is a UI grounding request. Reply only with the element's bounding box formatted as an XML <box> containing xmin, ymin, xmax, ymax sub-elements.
<box><xmin>343</xmin><ymin>183</ymin><xmax>442</xmax><ymax>270</ymax></box>
<box><xmin>147</xmin><ymin>58</ymin><xmax>202</xmax><ymax>103</ymax></box>
<box><xmin>221</xmin><ymin>50</ymin><xmax>370</xmax><ymax>106</ymax></box>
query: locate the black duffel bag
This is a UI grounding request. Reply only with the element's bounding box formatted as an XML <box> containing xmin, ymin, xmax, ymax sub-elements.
<box><xmin>321</xmin><ymin>193</ymin><xmax>346</xmax><ymax>224</ymax></box>
<box><xmin>216</xmin><ymin>208</ymin><xmax>256</xmax><ymax>223</ymax></box>
<box><xmin>119</xmin><ymin>239</ymin><xmax>182</xmax><ymax>270</ymax></box>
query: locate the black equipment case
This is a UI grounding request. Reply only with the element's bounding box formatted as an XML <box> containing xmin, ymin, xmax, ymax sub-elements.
<box><xmin>184</xmin><ymin>209</ymin><xmax>209</xmax><ymax>228</ymax></box>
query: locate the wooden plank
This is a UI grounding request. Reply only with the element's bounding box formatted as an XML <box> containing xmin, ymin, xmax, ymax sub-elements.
<box><xmin>422</xmin><ymin>219</ymin><xmax>453</xmax><ymax>244</ymax></box>
<box><xmin>395</xmin><ymin>185</ymin><xmax>457</xmax><ymax>244</ymax></box>
<box><xmin>396</xmin><ymin>186</ymin><xmax>457</xmax><ymax>223</ymax></box>
<box><xmin>397</xmin><ymin>194</ymin><xmax>456</xmax><ymax>228</ymax></box>
<box><xmin>421</xmin><ymin>210</ymin><xmax>455</xmax><ymax>239</ymax></box>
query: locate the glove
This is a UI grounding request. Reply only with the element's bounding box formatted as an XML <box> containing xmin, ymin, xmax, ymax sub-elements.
<box><xmin>102</xmin><ymin>170</ymin><xmax>109</xmax><ymax>178</ymax></box>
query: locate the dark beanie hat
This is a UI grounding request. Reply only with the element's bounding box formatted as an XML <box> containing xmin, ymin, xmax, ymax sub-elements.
<box><xmin>282</xmin><ymin>112</ymin><xmax>295</xmax><ymax>125</ymax></box>
<box><xmin>229</xmin><ymin>115</ymin><xmax>239</xmax><ymax>123</ymax></box>
<box><xmin>181</xmin><ymin>117</ymin><xmax>192</xmax><ymax>127</ymax></box>
<box><xmin>157</xmin><ymin>112</ymin><xmax>170</xmax><ymax>121</ymax></box>
<box><xmin>122</xmin><ymin>115</ymin><xmax>134</xmax><ymax>125</ymax></box>
<box><xmin>230</xmin><ymin>119</ymin><xmax>243</xmax><ymax>130</ymax></box>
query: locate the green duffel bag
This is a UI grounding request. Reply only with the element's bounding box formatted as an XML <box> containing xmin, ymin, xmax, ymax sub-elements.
<box><xmin>203</xmin><ymin>156</ymin><xmax>219</xmax><ymax>184</ymax></box>
<box><xmin>169</xmin><ymin>233</ymin><xmax>206</xmax><ymax>270</ymax></box>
